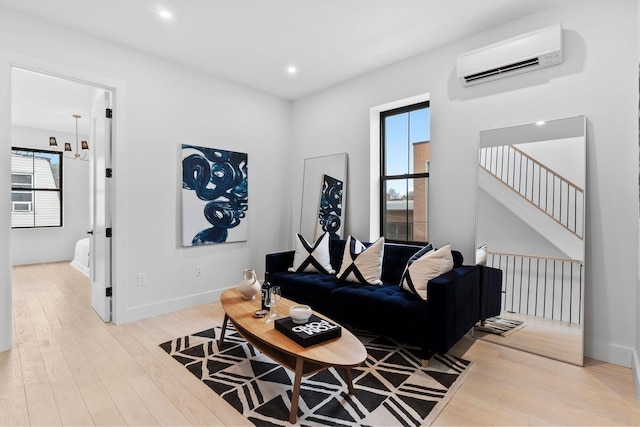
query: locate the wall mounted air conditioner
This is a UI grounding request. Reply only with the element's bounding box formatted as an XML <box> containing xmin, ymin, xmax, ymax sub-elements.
<box><xmin>457</xmin><ymin>24</ymin><xmax>563</xmax><ymax>87</ymax></box>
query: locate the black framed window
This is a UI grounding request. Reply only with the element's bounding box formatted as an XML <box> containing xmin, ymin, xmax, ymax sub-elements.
<box><xmin>11</xmin><ymin>147</ymin><xmax>63</xmax><ymax>228</ymax></box>
<box><xmin>380</xmin><ymin>101</ymin><xmax>430</xmax><ymax>244</ymax></box>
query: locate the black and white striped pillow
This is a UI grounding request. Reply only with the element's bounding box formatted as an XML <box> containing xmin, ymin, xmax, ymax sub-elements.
<box><xmin>288</xmin><ymin>232</ymin><xmax>335</xmax><ymax>274</ymax></box>
<box><xmin>336</xmin><ymin>236</ymin><xmax>384</xmax><ymax>285</ymax></box>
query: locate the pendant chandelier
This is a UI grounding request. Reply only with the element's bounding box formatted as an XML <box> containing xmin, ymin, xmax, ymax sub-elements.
<box><xmin>49</xmin><ymin>114</ymin><xmax>89</xmax><ymax>161</ymax></box>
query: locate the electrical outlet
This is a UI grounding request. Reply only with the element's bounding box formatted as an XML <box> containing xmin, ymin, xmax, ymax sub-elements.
<box><xmin>195</xmin><ymin>265</ymin><xmax>202</xmax><ymax>277</ymax></box>
<box><xmin>137</xmin><ymin>273</ymin><xmax>147</xmax><ymax>286</ymax></box>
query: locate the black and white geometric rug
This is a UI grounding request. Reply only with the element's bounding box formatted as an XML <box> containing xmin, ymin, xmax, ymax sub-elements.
<box><xmin>474</xmin><ymin>316</ymin><xmax>526</xmax><ymax>336</ymax></box>
<box><xmin>160</xmin><ymin>325</ymin><xmax>473</xmax><ymax>426</ymax></box>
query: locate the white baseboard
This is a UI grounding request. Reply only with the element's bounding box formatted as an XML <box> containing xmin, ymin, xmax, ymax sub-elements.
<box><xmin>633</xmin><ymin>350</ymin><xmax>640</xmax><ymax>401</ymax></box>
<box><xmin>585</xmin><ymin>339</ymin><xmax>632</xmax><ymax>368</ymax></box>
<box><xmin>120</xmin><ymin>286</ymin><xmax>232</xmax><ymax>324</ymax></box>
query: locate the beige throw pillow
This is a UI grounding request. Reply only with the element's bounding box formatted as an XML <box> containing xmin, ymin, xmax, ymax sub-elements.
<box><xmin>336</xmin><ymin>236</ymin><xmax>384</xmax><ymax>285</ymax></box>
<box><xmin>401</xmin><ymin>244</ymin><xmax>454</xmax><ymax>300</ymax></box>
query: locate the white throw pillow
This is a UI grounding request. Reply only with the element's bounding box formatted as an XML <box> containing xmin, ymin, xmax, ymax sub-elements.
<box><xmin>288</xmin><ymin>232</ymin><xmax>335</xmax><ymax>274</ymax></box>
<box><xmin>401</xmin><ymin>244</ymin><xmax>454</xmax><ymax>301</ymax></box>
<box><xmin>475</xmin><ymin>244</ymin><xmax>488</xmax><ymax>266</ymax></box>
<box><xmin>336</xmin><ymin>236</ymin><xmax>384</xmax><ymax>285</ymax></box>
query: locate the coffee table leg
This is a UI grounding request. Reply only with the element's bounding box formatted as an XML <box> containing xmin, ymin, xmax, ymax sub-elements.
<box><xmin>289</xmin><ymin>358</ymin><xmax>304</xmax><ymax>424</ymax></box>
<box><xmin>218</xmin><ymin>314</ymin><xmax>229</xmax><ymax>348</ymax></box>
<box><xmin>345</xmin><ymin>368</ymin><xmax>355</xmax><ymax>395</ymax></box>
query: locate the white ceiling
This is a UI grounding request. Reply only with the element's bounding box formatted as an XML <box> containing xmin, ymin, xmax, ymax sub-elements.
<box><xmin>5</xmin><ymin>0</ymin><xmax>572</xmax><ymax>132</ymax></box>
<box><xmin>12</xmin><ymin>68</ymin><xmax>94</xmax><ymax>135</ymax></box>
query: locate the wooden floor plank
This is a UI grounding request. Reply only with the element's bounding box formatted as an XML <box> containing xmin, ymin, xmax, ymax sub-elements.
<box><xmin>0</xmin><ymin>387</ymin><xmax>29</xmax><ymax>426</ymax></box>
<box><xmin>0</xmin><ymin>342</ymin><xmax>25</xmax><ymax>395</ymax></box>
<box><xmin>3</xmin><ymin>261</ymin><xmax>640</xmax><ymax>426</ymax></box>
<box><xmin>17</xmin><ymin>341</ymin><xmax>62</xmax><ymax>426</ymax></box>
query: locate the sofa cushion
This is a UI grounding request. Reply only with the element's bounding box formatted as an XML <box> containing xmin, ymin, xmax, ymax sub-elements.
<box><xmin>270</xmin><ymin>271</ymin><xmax>342</xmax><ymax>316</ymax></box>
<box><xmin>331</xmin><ymin>282</ymin><xmax>429</xmax><ymax>347</ymax></box>
<box><xmin>401</xmin><ymin>245</ymin><xmax>454</xmax><ymax>301</ymax></box>
<box><xmin>336</xmin><ymin>236</ymin><xmax>384</xmax><ymax>285</ymax></box>
<box><xmin>288</xmin><ymin>232</ymin><xmax>335</xmax><ymax>274</ymax></box>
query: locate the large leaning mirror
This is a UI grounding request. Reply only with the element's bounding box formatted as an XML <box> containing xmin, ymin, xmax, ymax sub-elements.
<box><xmin>473</xmin><ymin>116</ymin><xmax>585</xmax><ymax>366</ymax></box>
<box><xmin>300</xmin><ymin>153</ymin><xmax>348</xmax><ymax>240</ymax></box>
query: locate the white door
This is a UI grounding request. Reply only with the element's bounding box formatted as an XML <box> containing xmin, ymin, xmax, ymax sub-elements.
<box><xmin>90</xmin><ymin>91</ymin><xmax>113</xmax><ymax>322</ymax></box>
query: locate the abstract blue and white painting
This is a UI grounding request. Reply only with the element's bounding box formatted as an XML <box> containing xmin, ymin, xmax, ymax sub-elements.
<box><xmin>315</xmin><ymin>174</ymin><xmax>343</xmax><ymax>240</ymax></box>
<box><xmin>181</xmin><ymin>144</ymin><xmax>248</xmax><ymax>246</ymax></box>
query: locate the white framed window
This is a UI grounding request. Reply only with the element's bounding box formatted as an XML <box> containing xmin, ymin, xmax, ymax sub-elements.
<box><xmin>379</xmin><ymin>101</ymin><xmax>430</xmax><ymax>244</ymax></box>
<box><xmin>11</xmin><ymin>148</ymin><xmax>63</xmax><ymax>228</ymax></box>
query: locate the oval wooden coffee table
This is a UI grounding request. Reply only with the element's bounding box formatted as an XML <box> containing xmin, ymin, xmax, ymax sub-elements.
<box><xmin>219</xmin><ymin>288</ymin><xmax>367</xmax><ymax>424</ymax></box>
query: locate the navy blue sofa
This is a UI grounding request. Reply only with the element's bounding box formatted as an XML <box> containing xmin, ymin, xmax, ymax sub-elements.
<box><xmin>266</xmin><ymin>238</ymin><xmax>500</xmax><ymax>360</ymax></box>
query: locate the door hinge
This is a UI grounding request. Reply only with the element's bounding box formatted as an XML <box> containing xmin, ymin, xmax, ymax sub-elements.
<box><xmin>106</xmin><ymin>108</ymin><xmax>113</xmax><ymax>118</ymax></box>
<box><xmin>106</xmin><ymin>168</ymin><xmax>112</xmax><ymax>178</ymax></box>
<box><xmin>106</xmin><ymin>287</ymin><xmax>112</xmax><ymax>297</ymax></box>
<box><xmin>106</xmin><ymin>228</ymin><xmax>112</xmax><ymax>238</ymax></box>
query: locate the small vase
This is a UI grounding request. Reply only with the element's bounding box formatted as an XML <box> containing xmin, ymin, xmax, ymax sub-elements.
<box><xmin>238</xmin><ymin>269</ymin><xmax>260</xmax><ymax>300</ymax></box>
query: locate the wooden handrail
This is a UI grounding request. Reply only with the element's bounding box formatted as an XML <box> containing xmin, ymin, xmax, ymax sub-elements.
<box><xmin>487</xmin><ymin>250</ymin><xmax>584</xmax><ymax>265</ymax></box>
<box><xmin>479</xmin><ymin>145</ymin><xmax>584</xmax><ymax>240</ymax></box>
<box><xmin>479</xmin><ymin>164</ymin><xmax>584</xmax><ymax>240</ymax></box>
<box><xmin>509</xmin><ymin>145</ymin><xmax>584</xmax><ymax>194</ymax></box>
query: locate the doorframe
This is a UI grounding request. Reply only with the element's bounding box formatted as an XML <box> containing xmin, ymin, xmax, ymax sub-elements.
<box><xmin>2</xmin><ymin>52</ymin><xmax>128</xmax><ymax>330</ymax></box>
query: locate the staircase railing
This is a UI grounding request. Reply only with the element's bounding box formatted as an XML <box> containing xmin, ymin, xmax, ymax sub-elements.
<box><xmin>487</xmin><ymin>251</ymin><xmax>583</xmax><ymax>324</ymax></box>
<box><xmin>479</xmin><ymin>145</ymin><xmax>584</xmax><ymax>239</ymax></box>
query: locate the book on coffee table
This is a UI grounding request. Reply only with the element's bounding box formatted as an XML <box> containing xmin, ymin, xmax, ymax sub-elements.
<box><xmin>274</xmin><ymin>314</ymin><xmax>342</xmax><ymax>347</ymax></box>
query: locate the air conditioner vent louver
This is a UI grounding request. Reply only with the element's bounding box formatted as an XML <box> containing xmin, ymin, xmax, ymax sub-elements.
<box><xmin>464</xmin><ymin>58</ymin><xmax>539</xmax><ymax>83</ymax></box>
<box><xmin>457</xmin><ymin>24</ymin><xmax>563</xmax><ymax>87</ymax></box>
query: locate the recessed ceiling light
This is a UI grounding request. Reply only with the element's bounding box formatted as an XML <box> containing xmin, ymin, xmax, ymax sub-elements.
<box><xmin>158</xmin><ymin>9</ymin><xmax>173</xmax><ymax>20</ymax></box>
<box><xmin>287</xmin><ymin>66</ymin><xmax>298</xmax><ymax>75</ymax></box>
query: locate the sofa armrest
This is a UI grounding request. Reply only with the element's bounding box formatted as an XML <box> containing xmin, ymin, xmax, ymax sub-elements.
<box><xmin>426</xmin><ymin>265</ymin><xmax>479</xmax><ymax>354</ymax></box>
<box><xmin>265</xmin><ymin>251</ymin><xmax>294</xmax><ymax>275</ymax></box>
<box><xmin>478</xmin><ymin>265</ymin><xmax>502</xmax><ymax>320</ymax></box>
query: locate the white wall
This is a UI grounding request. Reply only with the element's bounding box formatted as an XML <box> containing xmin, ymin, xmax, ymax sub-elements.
<box><xmin>476</xmin><ymin>187</ymin><xmax>569</xmax><ymax>259</ymax></box>
<box><xmin>0</xmin><ymin>4</ymin><xmax>293</xmax><ymax>347</ymax></box>
<box><xmin>0</xmin><ymin>49</ymin><xmax>11</xmax><ymax>352</ymax></box>
<box><xmin>292</xmin><ymin>0</ymin><xmax>638</xmax><ymax>367</ymax></box>
<box><xmin>517</xmin><ymin>137</ymin><xmax>586</xmax><ymax>189</ymax></box>
<box><xmin>10</xmin><ymin>126</ymin><xmax>91</xmax><ymax>265</ymax></box>
<box><xmin>635</xmin><ymin>0</ymin><xmax>640</xmax><ymax>400</ymax></box>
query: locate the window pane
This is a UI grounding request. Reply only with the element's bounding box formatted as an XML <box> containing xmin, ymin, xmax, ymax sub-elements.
<box><xmin>409</xmin><ymin>108</ymin><xmax>430</xmax><ymax>143</ymax></box>
<box><xmin>11</xmin><ymin>174</ymin><xmax>33</xmax><ymax>188</ymax></box>
<box><xmin>35</xmin><ymin>152</ymin><xmax>61</xmax><ymax>190</ymax></box>
<box><xmin>13</xmin><ymin>203</ymin><xmax>31</xmax><ymax>212</ymax></box>
<box><xmin>384</xmin><ymin>113</ymin><xmax>409</xmax><ymax>176</ymax></box>
<box><xmin>34</xmin><ymin>191</ymin><xmax>61</xmax><ymax>227</ymax></box>
<box><xmin>412</xmin><ymin>142</ymin><xmax>430</xmax><ymax>174</ymax></box>
<box><xmin>10</xmin><ymin>150</ymin><xmax>61</xmax><ymax>190</ymax></box>
<box><xmin>11</xmin><ymin>192</ymin><xmax>33</xmax><ymax>202</ymax></box>
<box><xmin>412</xmin><ymin>177</ymin><xmax>429</xmax><ymax>243</ymax></box>
<box><xmin>383</xmin><ymin>179</ymin><xmax>410</xmax><ymax>241</ymax></box>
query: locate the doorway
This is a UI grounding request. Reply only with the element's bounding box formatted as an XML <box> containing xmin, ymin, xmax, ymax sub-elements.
<box><xmin>10</xmin><ymin>66</ymin><xmax>115</xmax><ymax>322</ymax></box>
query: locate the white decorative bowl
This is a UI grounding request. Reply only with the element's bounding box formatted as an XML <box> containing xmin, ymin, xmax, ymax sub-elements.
<box><xmin>289</xmin><ymin>305</ymin><xmax>312</xmax><ymax>324</ymax></box>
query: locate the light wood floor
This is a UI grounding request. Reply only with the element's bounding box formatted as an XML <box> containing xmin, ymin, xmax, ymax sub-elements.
<box><xmin>2</xmin><ymin>262</ymin><xmax>640</xmax><ymax>426</ymax></box>
<box><xmin>473</xmin><ymin>311</ymin><xmax>583</xmax><ymax>365</ymax></box>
